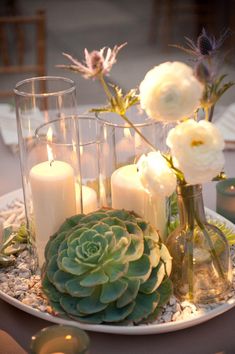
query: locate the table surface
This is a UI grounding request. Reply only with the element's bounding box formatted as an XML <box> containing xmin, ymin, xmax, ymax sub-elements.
<box><xmin>0</xmin><ymin>133</ymin><xmax>235</xmax><ymax>354</ymax></box>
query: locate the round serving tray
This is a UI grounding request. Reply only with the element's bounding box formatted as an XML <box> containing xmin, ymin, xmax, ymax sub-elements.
<box><xmin>0</xmin><ymin>189</ymin><xmax>235</xmax><ymax>335</ymax></box>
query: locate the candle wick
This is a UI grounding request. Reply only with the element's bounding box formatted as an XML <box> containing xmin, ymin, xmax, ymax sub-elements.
<box><xmin>50</xmin><ymin>159</ymin><xmax>54</xmax><ymax>167</ymax></box>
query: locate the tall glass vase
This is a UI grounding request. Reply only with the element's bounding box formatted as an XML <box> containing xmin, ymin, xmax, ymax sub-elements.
<box><xmin>166</xmin><ymin>184</ymin><xmax>232</xmax><ymax>303</ymax></box>
<box><xmin>14</xmin><ymin>76</ymin><xmax>79</xmax><ymax>269</ymax></box>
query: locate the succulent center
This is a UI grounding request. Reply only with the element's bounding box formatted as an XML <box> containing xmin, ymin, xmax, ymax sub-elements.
<box><xmin>82</xmin><ymin>241</ymin><xmax>101</xmax><ymax>258</ymax></box>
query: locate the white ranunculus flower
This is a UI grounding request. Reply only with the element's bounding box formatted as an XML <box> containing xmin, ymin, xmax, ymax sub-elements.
<box><xmin>139</xmin><ymin>61</ymin><xmax>203</xmax><ymax>122</ymax></box>
<box><xmin>166</xmin><ymin>119</ymin><xmax>225</xmax><ymax>184</ymax></box>
<box><xmin>137</xmin><ymin>151</ymin><xmax>177</xmax><ymax>197</ymax></box>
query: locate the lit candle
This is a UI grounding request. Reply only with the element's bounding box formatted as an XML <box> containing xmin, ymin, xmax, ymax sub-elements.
<box><xmin>29</xmin><ymin>128</ymin><xmax>76</xmax><ymax>267</ymax></box>
<box><xmin>111</xmin><ymin>164</ymin><xmax>167</xmax><ymax>238</ymax></box>
<box><xmin>30</xmin><ymin>325</ymin><xmax>90</xmax><ymax>354</ymax></box>
<box><xmin>216</xmin><ymin>178</ymin><xmax>235</xmax><ymax>223</ymax></box>
<box><xmin>75</xmin><ymin>184</ymin><xmax>98</xmax><ymax>214</ymax></box>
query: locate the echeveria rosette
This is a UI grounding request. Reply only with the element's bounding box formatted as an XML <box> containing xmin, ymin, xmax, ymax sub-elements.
<box><xmin>42</xmin><ymin>209</ymin><xmax>172</xmax><ymax>325</ymax></box>
<box><xmin>139</xmin><ymin>61</ymin><xmax>203</xmax><ymax>122</ymax></box>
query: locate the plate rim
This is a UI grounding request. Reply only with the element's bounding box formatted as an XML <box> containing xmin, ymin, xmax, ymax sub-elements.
<box><xmin>0</xmin><ymin>189</ymin><xmax>235</xmax><ymax>335</ymax></box>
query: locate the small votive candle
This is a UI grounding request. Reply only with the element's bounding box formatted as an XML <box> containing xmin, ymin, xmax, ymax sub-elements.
<box><xmin>216</xmin><ymin>178</ymin><xmax>235</xmax><ymax>223</ymax></box>
<box><xmin>30</xmin><ymin>325</ymin><xmax>90</xmax><ymax>354</ymax></box>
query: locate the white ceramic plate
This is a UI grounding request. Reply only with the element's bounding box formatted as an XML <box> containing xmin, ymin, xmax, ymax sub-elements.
<box><xmin>0</xmin><ymin>189</ymin><xmax>235</xmax><ymax>335</ymax></box>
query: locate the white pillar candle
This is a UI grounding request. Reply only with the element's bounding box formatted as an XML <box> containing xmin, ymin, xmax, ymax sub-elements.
<box><xmin>75</xmin><ymin>184</ymin><xmax>98</xmax><ymax>214</ymax></box>
<box><xmin>30</xmin><ymin>160</ymin><xmax>76</xmax><ymax>267</ymax></box>
<box><xmin>111</xmin><ymin>164</ymin><xmax>167</xmax><ymax>239</ymax></box>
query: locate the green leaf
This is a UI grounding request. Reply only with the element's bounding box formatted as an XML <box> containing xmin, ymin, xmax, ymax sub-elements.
<box><xmin>3</xmin><ymin>243</ymin><xmax>27</xmax><ymax>255</ymax></box>
<box><xmin>78</xmin><ymin>288</ymin><xmax>108</xmax><ymax>314</ymax></box>
<box><xmin>103</xmin><ymin>262</ymin><xmax>129</xmax><ymax>282</ymax></box>
<box><xmin>60</xmin><ymin>295</ymin><xmax>80</xmax><ymax>316</ymax></box>
<box><xmin>45</xmin><ymin>231</ymin><xmax>67</xmax><ymax>260</ymax></box>
<box><xmin>80</xmin><ymin>268</ymin><xmax>109</xmax><ymax>287</ymax></box>
<box><xmin>0</xmin><ymin>254</ymin><xmax>15</xmax><ymax>267</ymax></box>
<box><xmin>127</xmin><ymin>291</ymin><xmax>160</xmax><ymax>324</ymax></box>
<box><xmin>139</xmin><ymin>262</ymin><xmax>165</xmax><ymax>294</ymax></box>
<box><xmin>41</xmin><ymin>274</ymin><xmax>61</xmax><ymax>302</ymax></box>
<box><xmin>1</xmin><ymin>226</ymin><xmax>13</xmax><ymax>245</ymax></box>
<box><xmin>53</xmin><ymin>269</ymin><xmax>73</xmax><ymax>292</ymax></box>
<box><xmin>91</xmin><ymin>223</ymin><xmax>110</xmax><ymax>235</ymax></box>
<box><xmin>103</xmin><ymin>302</ymin><xmax>135</xmax><ymax>323</ymax></box>
<box><xmin>116</xmin><ymin>278</ymin><xmax>140</xmax><ymax>308</ymax></box>
<box><xmin>126</xmin><ymin>254</ymin><xmax>151</xmax><ymax>281</ymax></box>
<box><xmin>100</xmin><ymin>279</ymin><xmax>128</xmax><ymax>303</ymax></box>
<box><xmin>50</xmin><ymin>300</ymin><xmax>67</xmax><ymax>317</ymax></box>
<box><xmin>61</xmin><ymin>256</ymin><xmax>92</xmax><ymax>276</ymax></box>
<box><xmin>67</xmin><ymin>227</ymin><xmax>89</xmax><ymax>244</ymax></box>
<box><xmin>69</xmin><ymin>312</ymin><xmax>103</xmax><ymax>324</ymax></box>
<box><xmin>160</xmin><ymin>244</ymin><xmax>172</xmax><ymax>277</ymax></box>
<box><xmin>58</xmin><ymin>214</ymin><xmax>84</xmax><ymax>232</ymax></box>
<box><xmin>65</xmin><ymin>278</ymin><xmax>94</xmax><ymax>297</ymax></box>
<box><xmin>125</xmin><ymin>234</ymin><xmax>144</xmax><ymax>262</ymax></box>
<box><xmin>47</xmin><ymin>255</ymin><xmax>59</xmax><ymax>283</ymax></box>
<box><xmin>110</xmin><ymin>225</ymin><xmax>129</xmax><ymax>242</ymax></box>
<box><xmin>147</xmin><ymin>278</ymin><xmax>173</xmax><ymax>322</ymax></box>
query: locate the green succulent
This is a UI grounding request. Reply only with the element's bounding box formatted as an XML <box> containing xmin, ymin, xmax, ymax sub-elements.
<box><xmin>42</xmin><ymin>209</ymin><xmax>172</xmax><ymax>325</ymax></box>
<box><xmin>0</xmin><ymin>224</ymin><xmax>28</xmax><ymax>267</ymax></box>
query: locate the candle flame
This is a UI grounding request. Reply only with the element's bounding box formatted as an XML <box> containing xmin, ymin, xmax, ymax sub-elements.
<box><xmin>124</xmin><ymin>127</ymin><xmax>131</xmax><ymax>138</ymax></box>
<box><xmin>230</xmin><ymin>185</ymin><xmax>235</xmax><ymax>191</ymax></box>
<box><xmin>46</xmin><ymin>127</ymin><xmax>54</xmax><ymax>165</ymax></box>
<box><xmin>65</xmin><ymin>335</ymin><xmax>72</xmax><ymax>340</ymax></box>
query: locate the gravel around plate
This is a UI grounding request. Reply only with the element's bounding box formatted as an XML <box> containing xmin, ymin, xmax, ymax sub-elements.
<box><xmin>0</xmin><ymin>199</ymin><xmax>235</xmax><ymax>325</ymax></box>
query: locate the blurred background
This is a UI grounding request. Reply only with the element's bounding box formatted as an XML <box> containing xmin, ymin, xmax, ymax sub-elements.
<box><xmin>0</xmin><ymin>0</ymin><xmax>235</xmax><ymax>106</ymax></box>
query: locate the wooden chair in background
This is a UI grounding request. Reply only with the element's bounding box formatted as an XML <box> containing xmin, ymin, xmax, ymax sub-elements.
<box><xmin>0</xmin><ymin>9</ymin><xmax>46</xmax><ymax>99</ymax></box>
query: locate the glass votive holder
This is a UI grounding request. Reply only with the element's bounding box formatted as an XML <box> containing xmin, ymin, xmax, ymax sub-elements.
<box><xmin>97</xmin><ymin>108</ymin><xmax>172</xmax><ymax>240</ymax></box>
<box><xmin>14</xmin><ymin>76</ymin><xmax>79</xmax><ymax>269</ymax></box>
<box><xmin>216</xmin><ymin>178</ymin><xmax>235</xmax><ymax>223</ymax></box>
<box><xmin>30</xmin><ymin>325</ymin><xmax>90</xmax><ymax>354</ymax></box>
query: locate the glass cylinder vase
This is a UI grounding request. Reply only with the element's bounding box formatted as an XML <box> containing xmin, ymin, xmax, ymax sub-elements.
<box><xmin>166</xmin><ymin>184</ymin><xmax>232</xmax><ymax>303</ymax></box>
<box><xmin>14</xmin><ymin>76</ymin><xmax>79</xmax><ymax>269</ymax></box>
<box><xmin>97</xmin><ymin>108</ymin><xmax>173</xmax><ymax>240</ymax></box>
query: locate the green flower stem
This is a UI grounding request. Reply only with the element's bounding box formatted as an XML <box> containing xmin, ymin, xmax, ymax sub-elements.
<box><xmin>186</xmin><ymin>228</ymin><xmax>194</xmax><ymax>301</ymax></box>
<box><xmin>183</xmin><ymin>196</ymin><xmax>196</xmax><ymax>301</ymax></box>
<box><xmin>204</xmin><ymin>106</ymin><xmax>209</xmax><ymax>121</ymax></box>
<box><xmin>195</xmin><ymin>214</ymin><xmax>225</xmax><ymax>280</ymax></box>
<box><xmin>99</xmin><ymin>74</ymin><xmax>113</xmax><ymax>101</ymax></box>
<box><xmin>208</xmin><ymin>104</ymin><xmax>215</xmax><ymax>122</ymax></box>
<box><xmin>120</xmin><ymin>114</ymin><xmax>156</xmax><ymax>151</ymax></box>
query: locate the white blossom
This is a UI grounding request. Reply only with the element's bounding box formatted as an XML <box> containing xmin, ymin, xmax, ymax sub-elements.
<box><xmin>139</xmin><ymin>61</ymin><xmax>203</xmax><ymax>122</ymax></box>
<box><xmin>137</xmin><ymin>151</ymin><xmax>177</xmax><ymax>197</ymax></box>
<box><xmin>166</xmin><ymin>119</ymin><xmax>225</xmax><ymax>184</ymax></box>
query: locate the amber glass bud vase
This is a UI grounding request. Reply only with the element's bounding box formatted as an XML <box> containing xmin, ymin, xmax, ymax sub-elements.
<box><xmin>166</xmin><ymin>184</ymin><xmax>232</xmax><ymax>303</ymax></box>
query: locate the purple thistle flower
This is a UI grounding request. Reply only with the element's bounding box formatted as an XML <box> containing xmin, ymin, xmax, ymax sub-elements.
<box><xmin>184</xmin><ymin>28</ymin><xmax>230</xmax><ymax>59</ymax></box>
<box><xmin>57</xmin><ymin>43</ymin><xmax>127</xmax><ymax>79</ymax></box>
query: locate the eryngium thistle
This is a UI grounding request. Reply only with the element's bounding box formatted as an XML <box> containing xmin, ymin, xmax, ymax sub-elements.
<box><xmin>42</xmin><ymin>209</ymin><xmax>172</xmax><ymax>325</ymax></box>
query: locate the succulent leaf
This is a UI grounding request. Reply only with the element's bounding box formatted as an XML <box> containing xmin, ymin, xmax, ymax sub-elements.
<box><xmin>78</xmin><ymin>288</ymin><xmax>108</xmax><ymax>314</ymax></box>
<box><xmin>80</xmin><ymin>268</ymin><xmax>109</xmax><ymax>287</ymax></box>
<box><xmin>42</xmin><ymin>208</ymin><xmax>172</xmax><ymax>324</ymax></box>
<box><xmin>127</xmin><ymin>292</ymin><xmax>160</xmax><ymax>324</ymax></box>
<box><xmin>100</xmin><ymin>279</ymin><xmax>128</xmax><ymax>303</ymax></box>
<box><xmin>65</xmin><ymin>277</ymin><xmax>94</xmax><ymax>297</ymax></box>
<box><xmin>116</xmin><ymin>278</ymin><xmax>140</xmax><ymax>308</ymax></box>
